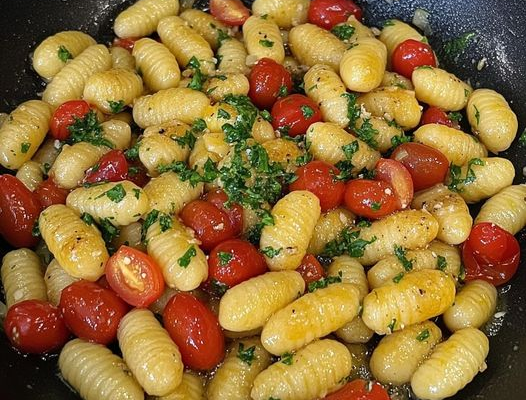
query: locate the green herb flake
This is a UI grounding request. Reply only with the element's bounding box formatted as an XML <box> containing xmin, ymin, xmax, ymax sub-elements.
<box><xmin>99</xmin><ymin>218</ymin><xmax>119</xmax><ymax>244</ymax></box>
<box><xmin>132</xmin><ymin>188</ymin><xmax>141</xmax><ymax>200</ymax></box>
<box><xmin>416</xmin><ymin>65</ymin><xmax>433</xmax><ymax>70</ymax></box>
<box><xmin>464</xmin><ymin>157</ymin><xmax>485</xmax><ymax>185</ymax></box>
<box><xmin>437</xmin><ymin>255</ymin><xmax>448</xmax><ymax>271</ymax></box>
<box><xmin>104</xmin><ymin>183</ymin><xmax>126</xmax><ymax>203</ymax></box>
<box><xmin>260</xmin><ymin>14</ymin><xmax>268</xmax><ymax>20</ymax></box>
<box><xmin>218</xmin><ymin>108</ymin><xmax>231</xmax><ymax>120</ymax></box>
<box><xmin>81</xmin><ymin>213</ymin><xmax>95</xmax><ymax>226</ymax></box>
<box><xmin>216</xmin><ymin>29</ymin><xmax>231</xmax><ymax>47</ymax></box>
<box><xmin>519</xmin><ymin>129</ymin><xmax>526</xmax><ymax>147</ymax></box>
<box><xmin>125</xmin><ymin>141</ymin><xmax>140</xmax><ymax>161</ymax></box>
<box><xmin>387</xmin><ymin>318</ymin><xmax>397</xmax><ymax>333</ymax></box>
<box><xmin>260</xmin><ymin>110</ymin><xmax>272</xmax><ymax>122</ymax></box>
<box><xmin>473</xmin><ymin>105</ymin><xmax>480</xmax><ymax>125</ymax></box>
<box><xmin>322</xmin><ymin>228</ymin><xmax>376</xmax><ymax>258</ymax></box>
<box><xmin>334</xmin><ymin>140</ymin><xmax>359</xmax><ymax>181</ymax></box>
<box><xmin>416</xmin><ymin>328</ymin><xmax>431</xmax><ymax>342</ymax></box>
<box><xmin>278</xmin><ymin>85</ymin><xmax>288</xmax><ymax>98</ymax></box>
<box><xmin>159</xmin><ymin>214</ymin><xmax>172</xmax><ymax>233</ymax></box>
<box><xmin>261</xmin><ymin>246</ymin><xmax>282</xmax><ymax>258</ymax></box>
<box><xmin>392</xmin><ymin>272</ymin><xmax>405</xmax><ymax>283</ymax></box>
<box><xmin>141</xmin><ymin>209</ymin><xmax>160</xmax><ymax>241</ymax></box>
<box><xmin>57</xmin><ymin>45</ymin><xmax>72</xmax><ymax>62</ymax></box>
<box><xmin>210</xmin><ymin>279</ymin><xmax>229</xmax><ymax>296</ymax></box>
<box><xmin>108</xmin><ymin>100</ymin><xmax>125</xmax><ymax>114</ymax></box>
<box><xmin>448</xmin><ymin>111</ymin><xmax>463</xmax><ymax>122</ymax></box>
<box><xmin>20</xmin><ymin>142</ymin><xmax>31</xmax><ymax>154</ymax></box>
<box><xmin>280</xmin><ymin>352</ymin><xmax>294</xmax><ymax>365</ymax></box>
<box><xmin>308</xmin><ymin>274</ymin><xmax>342</xmax><ymax>293</ymax></box>
<box><xmin>394</xmin><ymin>245</ymin><xmax>413</xmax><ymax>271</ymax></box>
<box><xmin>356</xmin><ymin>219</ymin><xmax>372</xmax><ymax>228</ymax></box>
<box><xmin>31</xmin><ymin>220</ymin><xmax>41</xmax><ymax>237</ymax></box>
<box><xmin>390</xmin><ymin>133</ymin><xmax>411</xmax><ymax>149</ymax></box>
<box><xmin>443</xmin><ymin>32</ymin><xmax>477</xmax><ymax>59</ymax></box>
<box><xmin>237</xmin><ymin>343</ymin><xmax>256</xmax><ymax>365</ymax></box>
<box><xmin>383</xmin><ymin>20</ymin><xmax>395</xmax><ymax>27</ymax></box>
<box><xmin>68</xmin><ymin>110</ymin><xmax>114</xmax><ymax>148</ymax></box>
<box><xmin>370</xmin><ymin>201</ymin><xmax>382</xmax><ymax>211</ymax></box>
<box><xmin>218</xmin><ymin>251</ymin><xmax>233</xmax><ymax>266</ymax></box>
<box><xmin>178</xmin><ymin>245</ymin><xmax>197</xmax><ymax>268</ymax></box>
<box><xmin>331</xmin><ymin>24</ymin><xmax>356</xmax><ymax>41</ymax></box>
<box><xmin>300</xmin><ymin>105</ymin><xmax>314</xmax><ymax>119</ymax></box>
<box><xmin>448</xmin><ymin>158</ymin><xmax>485</xmax><ymax>192</ymax></box>
<box><xmin>187</xmin><ymin>56</ymin><xmax>205</xmax><ymax>91</ymax></box>
<box><xmin>259</xmin><ymin>39</ymin><xmax>274</xmax><ymax>48</ymax></box>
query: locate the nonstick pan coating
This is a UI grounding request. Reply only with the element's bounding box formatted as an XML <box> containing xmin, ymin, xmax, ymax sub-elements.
<box><xmin>0</xmin><ymin>0</ymin><xmax>525</xmax><ymax>399</ymax></box>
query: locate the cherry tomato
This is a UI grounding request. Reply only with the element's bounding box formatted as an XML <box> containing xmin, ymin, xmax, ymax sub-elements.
<box><xmin>4</xmin><ymin>300</ymin><xmax>70</xmax><ymax>354</ymax></box>
<box><xmin>126</xmin><ymin>160</ymin><xmax>150</xmax><ymax>187</ymax></box>
<box><xmin>0</xmin><ymin>174</ymin><xmax>41</xmax><ymax>248</ymax></box>
<box><xmin>296</xmin><ymin>254</ymin><xmax>325</xmax><ymax>289</ymax></box>
<box><xmin>83</xmin><ymin>150</ymin><xmax>129</xmax><ymax>184</ymax></box>
<box><xmin>289</xmin><ymin>160</ymin><xmax>345</xmax><ymax>211</ymax></box>
<box><xmin>308</xmin><ymin>0</ymin><xmax>363</xmax><ymax>30</ymax></box>
<box><xmin>204</xmin><ymin>189</ymin><xmax>243</xmax><ymax>236</ymax></box>
<box><xmin>344</xmin><ymin>179</ymin><xmax>398</xmax><ymax>219</ymax></box>
<box><xmin>112</xmin><ymin>37</ymin><xmax>139</xmax><ymax>52</ymax></box>
<box><xmin>50</xmin><ymin>100</ymin><xmax>92</xmax><ymax>141</ymax></box>
<box><xmin>59</xmin><ymin>280</ymin><xmax>129</xmax><ymax>345</ymax></box>
<box><xmin>163</xmin><ymin>293</ymin><xmax>225</xmax><ymax>370</ymax></box>
<box><xmin>180</xmin><ymin>200</ymin><xmax>236</xmax><ymax>251</ymax></box>
<box><xmin>248</xmin><ymin>58</ymin><xmax>293</xmax><ymax>110</ymax></box>
<box><xmin>210</xmin><ymin>0</ymin><xmax>250</xmax><ymax>26</ymax></box>
<box><xmin>374</xmin><ymin>159</ymin><xmax>414</xmax><ymax>209</ymax></box>
<box><xmin>462</xmin><ymin>223</ymin><xmax>520</xmax><ymax>286</ymax></box>
<box><xmin>105</xmin><ymin>246</ymin><xmax>165</xmax><ymax>308</ymax></box>
<box><xmin>208</xmin><ymin>239</ymin><xmax>267</xmax><ymax>291</ymax></box>
<box><xmin>392</xmin><ymin>39</ymin><xmax>437</xmax><ymax>79</ymax></box>
<box><xmin>390</xmin><ymin>143</ymin><xmax>449</xmax><ymax>192</ymax></box>
<box><xmin>34</xmin><ymin>178</ymin><xmax>69</xmax><ymax>208</ymax></box>
<box><xmin>421</xmin><ymin>106</ymin><xmax>460</xmax><ymax>129</ymax></box>
<box><xmin>323</xmin><ymin>379</ymin><xmax>390</xmax><ymax>400</ymax></box>
<box><xmin>271</xmin><ymin>94</ymin><xmax>322</xmax><ymax>136</ymax></box>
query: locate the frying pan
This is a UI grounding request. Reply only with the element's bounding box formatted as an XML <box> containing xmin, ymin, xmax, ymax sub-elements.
<box><xmin>0</xmin><ymin>0</ymin><xmax>525</xmax><ymax>399</ymax></box>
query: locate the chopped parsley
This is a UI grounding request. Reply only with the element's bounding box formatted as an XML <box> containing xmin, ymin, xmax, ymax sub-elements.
<box><xmin>99</xmin><ymin>218</ymin><xmax>120</xmax><ymax>244</ymax></box>
<box><xmin>387</xmin><ymin>318</ymin><xmax>397</xmax><ymax>333</ymax></box>
<box><xmin>261</xmin><ymin>246</ymin><xmax>282</xmax><ymax>258</ymax></box>
<box><xmin>383</xmin><ymin>19</ymin><xmax>395</xmax><ymax>27</ymax></box>
<box><xmin>392</xmin><ymin>272</ymin><xmax>404</xmax><ymax>283</ymax></box>
<box><xmin>356</xmin><ymin>219</ymin><xmax>372</xmax><ymax>228</ymax></box>
<box><xmin>308</xmin><ymin>272</ymin><xmax>342</xmax><ymax>293</ymax></box>
<box><xmin>217</xmin><ymin>108</ymin><xmax>231</xmax><ymax>120</ymax></box>
<box><xmin>334</xmin><ymin>140</ymin><xmax>359</xmax><ymax>181</ymax></box>
<box><xmin>322</xmin><ymin>228</ymin><xmax>376</xmax><ymax>258</ymax></box>
<box><xmin>448</xmin><ymin>111</ymin><xmax>463</xmax><ymax>122</ymax></box>
<box><xmin>259</xmin><ymin>39</ymin><xmax>274</xmax><ymax>47</ymax></box>
<box><xmin>260</xmin><ymin>110</ymin><xmax>272</xmax><ymax>122</ymax></box>
<box><xmin>100</xmin><ymin>183</ymin><xmax>126</xmax><ymax>203</ymax></box>
<box><xmin>394</xmin><ymin>245</ymin><xmax>413</xmax><ymax>271</ymax></box>
<box><xmin>124</xmin><ymin>141</ymin><xmax>140</xmax><ymax>161</ymax></box>
<box><xmin>178</xmin><ymin>246</ymin><xmax>196</xmax><ymax>268</ymax></box>
<box><xmin>141</xmin><ymin>209</ymin><xmax>160</xmax><ymax>241</ymax></box>
<box><xmin>237</xmin><ymin>343</ymin><xmax>256</xmax><ymax>365</ymax></box>
<box><xmin>437</xmin><ymin>255</ymin><xmax>447</xmax><ymax>271</ymax></box>
<box><xmin>216</xmin><ymin>28</ymin><xmax>231</xmax><ymax>47</ymax></box>
<box><xmin>448</xmin><ymin>158</ymin><xmax>485</xmax><ymax>192</ymax></box>
<box><xmin>442</xmin><ymin>32</ymin><xmax>477</xmax><ymax>60</ymax></box>
<box><xmin>280</xmin><ymin>352</ymin><xmax>294</xmax><ymax>365</ymax></box>
<box><xmin>300</xmin><ymin>105</ymin><xmax>314</xmax><ymax>119</ymax></box>
<box><xmin>187</xmin><ymin>56</ymin><xmax>205</xmax><ymax>91</ymax></box>
<box><xmin>159</xmin><ymin>214</ymin><xmax>172</xmax><ymax>233</ymax></box>
<box><xmin>390</xmin><ymin>133</ymin><xmax>411</xmax><ymax>149</ymax></box>
<box><xmin>68</xmin><ymin>110</ymin><xmax>114</xmax><ymax>148</ymax></box>
<box><xmin>370</xmin><ymin>201</ymin><xmax>382</xmax><ymax>211</ymax></box>
<box><xmin>31</xmin><ymin>220</ymin><xmax>41</xmax><ymax>237</ymax></box>
<box><xmin>175</xmin><ymin>118</ymin><xmax>206</xmax><ymax>150</ymax></box>
<box><xmin>157</xmin><ymin>161</ymin><xmax>214</xmax><ymax>187</ymax></box>
<box><xmin>277</xmin><ymin>85</ymin><xmax>288</xmax><ymax>98</ymax></box>
<box><xmin>132</xmin><ymin>188</ymin><xmax>141</xmax><ymax>200</ymax></box>
<box><xmin>519</xmin><ymin>129</ymin><xmax>526</xmax><ymax>147</ymax></box>
<box><xmin>108</xmin><ymin>100</ymin><xmax>125</xmax><ymax>114</ymax></box>
<box><xmin>217</xmin><ymin>251</ymin><xmax>233</xmax><ymax>266</ymax></box>
<box><xmin>473</xmin><ymin>105</ymin><xmax>480</xmax><ymax>125</ymax></box>
<box><xmin>57</xmin><ymin>45</ymin><xmax>72</xmax><ymax>62</ymax></box>
<box><xmin>81</xmin><ymin>213</ymin><xmax>95</xmax><ymax>226</ymax></box>
<box><xmin>210</xmin><ymin>279</ymin><xmax>229</xmax><ymax>296</ymax></box>
<box><xmin>20</xmin><ymin>142</ymin><xmax>31</xmax><ymax>154</ymax></box>
<box><xmin>416</xmin><ymin>328</ymin><xmax>431</xmax><ymax>342</ymax></box>
<box><xmin>331</xmin><ymin>24</ymin><xmax>355</xmax><ymax>41</ymax></box>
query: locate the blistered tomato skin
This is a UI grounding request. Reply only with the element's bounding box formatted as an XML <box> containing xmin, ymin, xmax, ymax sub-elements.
<box><xmin>308</xmin><ymin>0</ymin><xmax>363</xmax><ymax>30</ymax></box>
<box><xmin>50</xmin><ymin>100</ymin><xmax>92</xmax><ymax>141</ymax></box>
<box><xmin>163</xmin><ymin>293</ymin><xmax>225</xmax><ymax>370</ymax></box>
<box><xmin>4</xmin><ymin>300</ymin><xmax>70</xmax><ymax>354</ymax></box>
<box><xmin>344</xmin><ymin>179</ymin><xmax>398</xmax><ymax>219</ymax></box>
<box><xmin>392</xmin><ymin>39</ymin><xmax>437</xmax><ymax>79</ymax></box>
<box><xmin>248</xmin><ymin>58</ymin><xmax>293</xmax><ymax>110</ymax></box>
<box><xmin>271</xmin><ymin>94</ymin><xmax>322</xmax><ymax>137</ymax></box>
<box><xmin>0</xmin><ymin>174</ymin><xmax>41</xmax><ymax>248</ymax></box>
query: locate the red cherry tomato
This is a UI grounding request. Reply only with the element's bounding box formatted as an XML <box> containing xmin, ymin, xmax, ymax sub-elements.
<box><xmin>462</xmin><ymin>223</ymin><xmax>520</xmax><ymax>286</ymax></box>
<box><xmin>390</xmin><ymin>143</ymin><xmax>449</xmax><ymax>192</ymax></box>
<box><xmin>59</xmin><ymin>280</ymin><xmax>129</xmax><ymax>345</ymax></box>
<box><xmin>392</xmin><ymin>39</ymin><xmax>437</xmax><ymax>79</ymax></box>
<box><xmin>308</xmin><ymin>0</ymin><xmax>363</xmax><ymax>30</ymax></box>
<box><xmin>0</xmin><ymin>174</ymin><xmax>41</xmax><ymax>248</ymax></box>
<box><xmin>112</xmin><ymin>37</ymin><xmax>139</xmax><ymax>52</ymax></box>
<box><xmin>344</xmin><ymin>179</ymin><xmax>398</xmax><ymax>219</ymax></box>
<box><xmin>248</xmin><ymin>58</ymin><xmax>293</xmax><ymax>110</ymax></box>
<box><xmin>83</xmin><ymin>150</ymin><xmax>129</xmax><ymax>184</ymax></box>
<box><xmin>4</xmin><ymin>300</ymin><xmax>70</xmax><ymax>354</ymax></box>
<box><xmin>296</xmin><ymin>255</ymin><xmax>325</xmax><ymax>289</ymax></box>
<box><xmin>105</xmin><ymin>246</ymin><xmax>165</xmax><ymax>308</ymax></box>
<box><xmin>126</xmin><ymin>160</ymin><xmax>150</xmax><ymax>187</ymax></box>
<box><xmin>210</xmin><ymin>0</ymin><xmax>250</xmax><ymax>26</ymax></box>
<box><xmin>50</xmin><ymin>100</ymin><xmax>92</xmax><ymax>141</ymax></box>
<box><xmin>180</xmin><ymin>200</ymin><xmax>236</xmax><ymax>251</ymax></box>
<box><xmin>34</xmin><ymin>178</ymin><xmax>69</xmax><ymax>208</ymax></box>
<box><xmin>271</xmin><ymin>94</ymin><xmax>322</xmax><ymax>136</ymax></box>
<box><xmin>163</xmin><ymin>293</ymin><xmax>225</xmax><ymax>370</ymax></box>
<box><xmin>323</xmin><ymin>379</ymin><xmax>390</xmax><ymax>400</ymax></box>
<box><xmin>374</xmin><ymin>158</ymin><xmax>414</xmax><ymax>209</ymax></box>
<box><xmin>204</xmin><ymin>189</ymin><xmax>243</xmax><ymax>236</ymax></box>
<box><xmin>208</xmin><ymin>239</ymin><xmax>267</xmax><ymax>291</ymax></box>
<box><xmin>289</xmin><ymin>160</ymin><xmax>345</xmax><ymax>211</ymax></box>
<box><xmin>421</xmin><ymin>106</ymin><xmax>459</xmax><ymax>129</ymax></box>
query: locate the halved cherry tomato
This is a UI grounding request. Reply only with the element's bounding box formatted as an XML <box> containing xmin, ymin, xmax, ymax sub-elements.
<box><xmin>50</xmin><ymin>100</ymin><xmax>92</xmax><ymax>140</ymax></box>
<box><xmin>34</xmin><ymin>178</ymin><xmax>69</xmax><ymax>208</ymax></box>
<box><xmin>392</xmin><ymin>39</ymin><xmax>437</xmax><ymax>79</ymax></box>
<box><xmin>374</xmin><ymin>159</ymin><xmax>414</xmax><ymax>209</ymax></box>
<box><xmin>0</xmin><ymin>174</ymin><xmax>41</xmax><ymax>248</ymax></box>
<box><xmin>210</xmin><ymin>0</ymin><xmax>250</xmax><ymax>26</ymax></box>
<box><xmin>289</xmin><ymin>160</ymin><xmax>345</xmax><ymax>211</ymax></box>
<box><xmin>207</xmin><ymin>239</ymin><xmax>267</xmax><ymax>291</ymax></box>
<box><xmin>344</xmin><ymin>179</ymin><xmax>398</xmax><ymax>219</ymax></box>
<box><xmin>462</xmin><ymin>223</ymin><xmax>520</xmax><ymax>286</ymax></box>
<box><xmin>271</xmin><ymin>94</ymin><xmax>322</xmax><ymax>136</ymax></box>
<box><xmin>112</xmin><ymin>37</ymin><xmax>139</xmax><ymax>52</ymax></box>
<box><xmin>421</xmin><ymin>106</ymin><xmax>460</xmax><ymax>129</ymax></box>
<box><xmin>105</xmin><ymin>246</ymin><xmax>165</xmax><ymax>307</ymax></box>
<box><xmin>296</xmin><ymin>254</ymin><xmax>325</xmax><ymax>289</ymax></box>
<box><xmin>390</xmin><ymin>143</ymin><xmax>449</xmax><ymax>192</ymax></box>
<box><xmin>323</xmin><ymin>379</ymin><xmax>390</xmax><ymax>400</ymax></box>
<box><xmin>4</xmin><ymin>300</ymin><xmax>70</xmax><ymax>354</ymax></box>
<box><xmin>163</xmin><ymin>293</ymin><xmax>225</xmax><ymax>370</ymax></box>
<box><xmin>249</xmin><ymin>58</ymin><xmax>293</xmax><ymax>110</ymax></box>
<box><xmin>59</xmin><ymin>280</ymin><xmax>129</xmax><ymax>345</ymax></box>
<box><xmin>83</xmin><ymin>150</ymin><xmax>129</xmax><ymax>184</ymax></box>
<box><xmin>126</xmin><ymin>160</ymin><xmax>150</xmax><ymax>187</ymax></box>
<box><xmin>180</xmin><ymin>200</ymin><xmax>236</xmax><ymax>251</ymax></box>
<box><xmin>308</xmin><ymin>0</ymin><xmax>363</xmax><ymax>30</ymax></box>
<box><xmin>204</xmin><ymin>189</ymin><xmax>243</xmax><ymax>236</ymax></box>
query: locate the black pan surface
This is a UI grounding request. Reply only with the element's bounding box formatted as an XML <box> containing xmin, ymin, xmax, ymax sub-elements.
<box><xmin>0</xmin><ymin>0</ymin><xmax>525</xmax><ymax>399</ymax></box>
